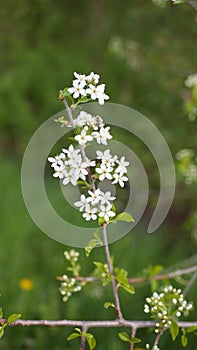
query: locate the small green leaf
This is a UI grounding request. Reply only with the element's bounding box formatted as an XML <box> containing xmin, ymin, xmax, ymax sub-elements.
<box><xmin>118</xmin><ymin>332</ymin><xmax>130</xmax><ymax>342</ymax></box>
<box><xmin>8</xmin><ymin>314</ymin><xmax>21</xmax><ymax>324</ymax></box>
<box><xmin>130</xmin><ymin>337</ymin><xmax>141</xmax><ymax>343</ymax></box>
<box><xmin>85</xmin><ymin>229</ymin><xmax>102</xmax><ymax>257</ymax></box>
<box><xmin>85</xmin><ymin>240</ymin><xmax>98</xmax><ymax>257</ymax></box>
<box><xmin>115</xmin><ymin>274</ymin><xmax>129</xmax><ymax>286</ymax></box>
<box><xmin>186</xmin><ymin>326</ymin><xmax>197</xmax><ymax>333</ymax></box>
<box><xmin>67</xmin><ymin>332</ymin><xmax>81</xmax><ymax>341</ymax></box>
<box><xmin>121</xmin><ymin>284</ymin><xmax>135</xmax><ymax>294</ymax></box>
<box><xmin>62</xmin><ymin>87</ymin><xmax>71</xmax><ymax>97</ymax></box>
<box><xmin>0</xmin><ymin>327</ymin><xmax>4</xmax><ymax>339</ymax></box>
<box><xmin>85</xmin><ymin>332</ymin><xmax>96</xmax><ymax>350</ymax></box>
<box><xmin>170</xmin><ymin>320</ymin><xmax>179</xmax><ymax>341</ymax></box>
<box><xmin>112</xmin><ymin>212</ymin><xmax>135</xmax><ymax>223</ymax></box>
<box><xmin>181</xmin><ymin>334</ymin><xmax>188</xmax><ymax>347</ymax></box>
<box><xmin>77</xmin><ymin>97</ymin><xmax>91</xmax><ymax>104</ymax></box>
<box><xmin>104</xmin><ymin>302</ymin><xmax>115</xmax><ymax>309</ymax></box>
<box><xmin>0</xmin><ymin>307</ymin><xmax>3</xmax><ymax>318</ymax></box>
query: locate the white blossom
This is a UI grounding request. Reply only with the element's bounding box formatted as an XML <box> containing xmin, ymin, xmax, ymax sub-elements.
<box><xmin>86</xmin><ymin>83</ymin><xmax>109</xmax><ymax>105</ymax></box>
<box><xmin>100</xmin><ymin>191</ymin><xmax>116</xmax><ymax>205</ymax></box>
<box><xmin>115</xmin><ymin>156</ymin><xmax>129</xmax><ymax>174</ymax></box>
<box><xmin>112</xmin><ymin>172</ymin><xmax>128</xmax><ymax>187</ymax></box>
<box><xmin>83</xmin><ymin>205</ymin><xmax>97</xmax><ymax>221</ymax></box>
<box><xmin>96</xmin><ymin>163</ymin><xmax>113</xmax><ymax>181</ymax></box>
<box><xmin>68</xmin><ymin>80</ymin><xmax>87</xmax><ymax>99</ymax></box>
<box><xmin>98</xmin><ymin>204</ymin><xmax>115</xmax><ymax>222</ymax></box>
<box><xmin>48</xmin><ymin>153</ymin><xmax>65</xmax><ymax>167</ymax></box>
<box><xmin>62</xmin><ymin>168</ymin><xmax>79</xmax><ymax>186</ymax></box>
<box><xmin>75</xmin><ymin>126</ymin><xmax>93</xmax><ymax>145</ymax></box>
<box><xmin>53</xmin><ymin>165</ymin><xmax>65</xmax><ymax>179</ymax></box>
<box><xmin>86</xmin><ymin>72</ymin><xmax>100</xmax><ymax>84</ymax></box>
<box><xmin>96</xmin><ymin>149</ymin><xmax>117</xmax><ymax>167</ymax></box>
<box><xmin>73</xmin><ymin>72</ymin><xmax>87</xmax><ymax>87</ymax></box>
<box><xmin>92</xmin><ymin>126</ymin><xmax>112</xmax><ymax>145</ymax></box>
<box><xmin>74</xmin><ymin>194</ymin><xmax>90</xmax><ymax>212</ymax></box>
<box><xmin>87</xmin><ymin>189</ymin><xmax>102</xmax><ymax>205</ymax></box>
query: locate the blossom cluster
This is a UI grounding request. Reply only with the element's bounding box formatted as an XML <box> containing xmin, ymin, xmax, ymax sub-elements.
<box><xmin>144</xmin><ymin>286</ymin><xmax>193</xmax><ymax>333</ymax></box>
<box><xmin>64</xmin><ymin>249</ymin><xmax>79</xmax><ymax>263</ymax></box>
<box><xmin>59</xmin><ymin>274</ymin><xmax>82</xmax><ymax>302</ymax></box>
<box><xmin>75</xmin><ymin>189</ymin><xmax>116</xmax><ymax>222</ymax></box>
<box><xmin>49</xmin><ymin>72</ymin><xmax>130</xmax><ymax>223</ymax></box>
<box><xmin>67</xmin><ymin>71</ymin><xmax>109</xmax><ymax>105</ymax></box>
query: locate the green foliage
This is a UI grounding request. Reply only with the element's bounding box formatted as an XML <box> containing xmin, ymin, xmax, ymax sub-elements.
<box><xmin>118</xmin><ymin>332</ymin><xmax>141</xmax><ymax>344</ymax></box>
<box><xmin>67</xmin><ymin>328</ymin><xmax>96</xmax><ymax>350</ymax></box>
<box><xmin>85</xmin><ymin>229</ymin><xmax>103</xmax><ymax>257</ymax></box>
<box><xmin>170</xmin><ymin>319</ymin><xmax>179</xmax><ymax>341</ymax></box>
<box><xmin>111</xmin><ymin>211</ymin><xmax>135</xmax><ymax>224</ymax></box>
<box><xmin>115</xmin><ymin>268</ymin><xmax>135</xmax><ymax>294</ymax></box>
<box><xmin>104</xmin><ymin>301</ymin><xmax>115</xmax><ymax>309</ymax></box>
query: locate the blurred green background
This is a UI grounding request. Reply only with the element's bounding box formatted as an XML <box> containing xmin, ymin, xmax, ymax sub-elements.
<box><xmin>0</xmin><ymin>1</ymin><xmax>197</xmax><ymax>349</ymax></box>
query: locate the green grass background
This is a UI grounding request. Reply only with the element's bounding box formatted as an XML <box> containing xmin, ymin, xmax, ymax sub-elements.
<box><xmin>0</xmin><ymin>1</ymin><xmax>197</xmax><ymax>349</ymax></box>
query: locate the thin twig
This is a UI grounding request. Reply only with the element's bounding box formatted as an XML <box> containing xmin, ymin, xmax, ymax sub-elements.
<box><xmin>57</xmin><ymin>264</ymin><xmax>197</xmax><ymax>284</ymax></box>
<box><xmin>80</xmin><ymin>325</ymin><xmax>87</xmax><ymax>350</ymax></box>
<box><xmin>101</xmin><ymin>223</ymin><xmax>123</xmax><ymax>320</ymax></box>
<box><xmin>152</xmin><ymin>329</ymin><xmax>165</xmax><ymax>350</ymax></box>
<box><xmin>1</xmin><ymin>319</ymin><xmax>196</xmax><ymax>329</ymax></box>
<box><xmin>130</xmin><ymin>327</ymin><xmax>136</xmax><ymax>350</ymax></box>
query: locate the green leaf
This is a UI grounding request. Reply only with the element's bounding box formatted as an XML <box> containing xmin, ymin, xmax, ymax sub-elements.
<box><xmin>112</xmin><ymin>212</ymin><xmax>135</xmax><ymax>223</ymax></box>
<box><xmin>130</xmin><ymin>337</ymin><xmax>141</xmax><ymax>343</ymax></box>
<box><xmin>85</xmin><ymin>229</ymin><xmax>102</xmax><ymax>257</ymax></box>
<box><xmin>0</xmin><ymin>307</ymin><xmax>3</xmax><ymax>318</ymax></box>
<box><xmin>85</xmin><ymin>332</ymin><xmax>96</xmax><ymax>350</ymax></box>
<box><xmin>170</xmin><ymin>320</ymin><xmax>179</xmax><ymax>341</ymax></box>
<box><xmin>8</xmin><ymin>314</ymin><xmax>21</xmax><ymax>324</ymax></box>
<box><xmin>67</xmin><ymin>332</ymin><xmax>81</xmax><ymax>341</ymax></box>
<box><xmin>186</xmin><ymin>326</ymin><xmax>197</xmax><ymax>333</ymax></box>
<box><xmin>85</xmin><ymin>239</ymin><xmax>98</xmax><ymax>257</ymax></box>
<box><xmin>0</xmin><ymin>327</ymin><xmax>4</xmax><ymax>339</ymax></box>
<box><xmin>104</xmin><ymin>301</ymin><xmax>115</xmax><ymax>309</ymax></box>
<box><xmin>77</xmin><ymin>97</ymin><xmax>91</xmax><ymax>104</ymax></box>
<box><xmin>121</xmin><ymin>284</ymin><xmax>135</xmax><ymax>294</ymax></box>
<box><xmin>118</xmin><ymin>332</ymin><xmax>130</xmax><ymax>342</ymax></box>
<box><xmin>115</xmin><ymin>274</ymin><xmax>129</xmax><ymax>286</ymax></box>
<box><xmin>181</xmin><ymin>334</ymin><xmax>188</xmax><ymax>347</ymax></box>
<box><xmin>62</xmin><ymin>87</ymin><xmax>71</xmax><ymax>97</ymax></box>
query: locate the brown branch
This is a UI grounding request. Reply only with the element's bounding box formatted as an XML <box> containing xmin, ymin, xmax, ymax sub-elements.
<box><xmin>80</xmin><ymin>325</ymin><xmax>87</xmax><ymax>350</ymax></box>
<box><xmin>57</xmin><ymin>264</ymin><xmax>197</xmax><ymax>284</ymax></box>
<box><xmin>152</xmin><ymin>329</ymin><xmax>165</xmax><ymax>350</ymax></box>
<box><xmin>101</xmin><ymin>223</ymin><xmax>123</xmax><ymax>320</ymax></box>
<box><xmin>130</xmin><ymin>327</ymin><xmax>137</xmax><ymax>350</ymax></box>
<box><xmin>1</xmin><ymin>319</ymin><xmax>196</xmax><ymax>329</ymax></box>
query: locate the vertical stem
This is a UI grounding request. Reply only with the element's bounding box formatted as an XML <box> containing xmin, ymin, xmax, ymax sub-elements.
<box><xmin>152</xmin><ymin>329</ymin><xmax>164</xmax><ymax>350</ymax></box>
<box><xmin>129</xmin><ymin>328</ymin><xmax>136</xmax><ymax>350</ymax></box>
<box><xmin>101</xmin><ymin>223</ymin><xmax>123</xmax><ymax>320</ymax></box>
<box><xmin>61</xmin><ymin>95</ymin><xmax>95</xmax><ymax>191</ymax></box>
<box><xmin>80</xmin><ymin>325</ymin><xmax>87</xmax><ymax>350</ymax></box>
